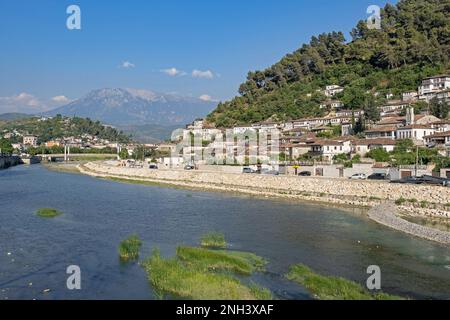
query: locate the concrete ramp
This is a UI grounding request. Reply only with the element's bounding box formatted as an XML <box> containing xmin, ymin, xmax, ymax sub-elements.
<box><xmin>368</xmin><ymin>203</ymin><xmax>450</xmax><ymax>245</ymax></box>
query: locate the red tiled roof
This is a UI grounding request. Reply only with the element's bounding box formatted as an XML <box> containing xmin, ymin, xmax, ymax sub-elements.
<box><xmin>366</xmin><ymin>126</ymin><xmax>397</xmax><ymax>133</ymax></box>
<box><xmin>398</xmin><ymin>124</ymin><xmax>433</xmax><ymax>130</ymax></box>
<box><xmin>354</xmin><ymin>138</ymin><xmax>397</xmax><ymax>146</ymax></box>
<box><xmin>424</xmin><ymin>131</ymin><xmax>450</xmax><ymax>139</ymax></box>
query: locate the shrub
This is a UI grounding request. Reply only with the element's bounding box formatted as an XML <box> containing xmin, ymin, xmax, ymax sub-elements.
<box><xmin>119</xmin><ymin>234</ymin><xmax>142</xmax><ymax>261</ymax></box>
<box><xmin>36</xmin><ymin>208</ymin><xmax>62</xmax><ymax>218</ymax></box>
<box><xmin>200</xmin><ymin>232</ymin><xmax>227</xmax><ymax>249</ymax></box>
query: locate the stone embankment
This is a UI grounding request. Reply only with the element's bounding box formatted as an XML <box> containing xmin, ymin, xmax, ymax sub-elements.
<box><xmin>0</xmin><ymin>156</ymin><xmax>21</xmax><ymax>170</ymax></box>
<box><xmin>368</xmin><ymin>203</ymin><xmax>450</xmax><ymax>244</ymax></box>
<box><xmin>78</xmin><ymin>161</ymin><xmax>450</xmax><ymax>218</ymax></box>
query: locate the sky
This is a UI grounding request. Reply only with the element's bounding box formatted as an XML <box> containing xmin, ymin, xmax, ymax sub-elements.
<box><xmin>0</xmin><ymin>0</ymin><xmax>396</xmax><ymax>114</ymax></box>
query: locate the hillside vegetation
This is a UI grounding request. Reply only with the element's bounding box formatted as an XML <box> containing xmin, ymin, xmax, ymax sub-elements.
<box><xmin>207</xmin><ymin>0</ymin><xmax>450</xmax><ymax>127</ymax></box>
<box><xmin>0</xmin><ymin>115</ymin><xmax>131</xmax><ymax>144</ymax></box>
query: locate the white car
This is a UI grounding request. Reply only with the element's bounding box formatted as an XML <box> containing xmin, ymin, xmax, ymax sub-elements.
<box><xmin>349</xmin><ymin>173</ymin><xmax>366</xmax><ymax>180</ymax></box>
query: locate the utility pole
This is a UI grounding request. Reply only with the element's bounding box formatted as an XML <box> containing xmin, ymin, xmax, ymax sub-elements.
<box><xmin>415</xmin><ymin>145</ymin><xmax>419</xmax><ymax>177</ymax></box>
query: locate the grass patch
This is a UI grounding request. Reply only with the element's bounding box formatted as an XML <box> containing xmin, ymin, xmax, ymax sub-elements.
<box><xmin>395</xmin><ymin>197</ymin><xmax>407</xmax><ymax>205</ymax></box>
<box><xmin>119</xmin><ymin>234</ymin><xmax>142</xmax><ymax>261</ymax></box>
<box><xmin>200</xmin><ymin>231</ymin><xmax>227</xmax><ymax>249</ymax></box>
<box><xmin>36</xmin><ymin>208</ymin><xmax>62</xmax><ymax>218</ymax></box>
<box><xmin>286</xmin><ymin>264</ymin><xmax>404</xmax><ymax>300</ymax></box>
<box><xmin>176</xmin><ymin>246</ymin><xmax>266</xmax><ymax>275</ymax></box>
<box><xmin>142</xmin><ymin>248</ymin><xmax>271</xmax><ymax>300</ymax></box>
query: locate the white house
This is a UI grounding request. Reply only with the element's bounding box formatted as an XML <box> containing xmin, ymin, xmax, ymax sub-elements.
<box><xmin>365</xmin><ymin>126</ymin><xmax>397</xmax><ymax>139</ymax></box>
<box><xmin>232</xmin><ymin>125</ymin><xmax>256</xmax><ymax>135</ymax></box>
<box><xmin>396</xmin><ymin>125</ymin><xmax>436</xmax><ymax>143</ymax></box>
<box><xmin>424</xmin><ymin>131</ymin><xmax>450</xmax><ymax>156</ymax></box>
<box><xmin>309</xmin><ymin>139</ymin><xmax>352</xmax><ymax>160</ymax></box>
<box><xmin>23</xmin><ymin>135</ymin><xmax>38</xmax><ymax>147</ymax></box>
<box><xmin>352</xmin><ymin>138</ymin><xmax>397</xmax><ymax>156</ymax></box>
<box><xmin>419</xmin><ymin>75</ymin><xmax>450</xmax><ymax>95</ymax></box>
<box><xmin>320</xmin><ymin>100</ymin><xmax>344</xmax><ymax>109</ymax></box>
<box><xmin>335</xmin><ymin>109</ymin><xmax>364</xmax><ymax>117</ymax></box>
<box><xmin>379</xmin><ymin>101</ymin><xmax>409</xmax><ymax>115</ymax></box>
<box><xmin>324</xmin><ymin>85</ymin><xmax>344</xmax><ymax>97</ymax></box>
<box><xmin>402</xmin><ymin>91</ymin><xmax>418</xmax><ymax>102</ymax></box>
<box><xmin>418</xmin><ymin>75</ymin><xmax>450</xmax><ymax>101</ymax></box>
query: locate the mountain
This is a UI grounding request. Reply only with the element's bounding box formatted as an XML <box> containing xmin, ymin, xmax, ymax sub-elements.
<box><xmin>45</xmin><ymin>88</ymin><xmax>217</xmax><ymax>127</ymax></box>
<box><xmin>207</xmin><ymin>0</ymin><xmax>450</xmax><ymax>127</ymax></box>
<box><xmin>0</xmin><ymin>113</ymin><xmax>34</xmax><ymax>121</ymax></box>
<box><xmin>116</xmin><ymin>124</ymin><xmax>179</xmax><ymax>144</ymax></box>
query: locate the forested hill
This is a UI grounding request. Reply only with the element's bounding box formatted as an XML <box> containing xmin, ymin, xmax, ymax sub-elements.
<box><xmin>0</xmin><ymin>115</ymin><xmax>131</xmax><ymax>144</ymax></box>
<box><xmin>207</xmin><ymin>0</ymin><xmax>450</xmax><ymax>127</ymax></box>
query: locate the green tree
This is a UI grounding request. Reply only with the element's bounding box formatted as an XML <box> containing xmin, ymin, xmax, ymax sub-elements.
<box><xmin>429</xmin><ymin>97</ymin><xmax>449</xmax><ymax>119</ymax></box>
<box><xmin>366</xmin><ymin>148</ymin><xmax>391</xmax><ymax>162</ymax></box>
<box><xmin>0</xmin><ymin>138</ymin><xmax>14</xmax><ymax>155</ymax></box>
<box><xmin>362</xmin><ymin>96</ymin><xmax>381</xmax><ymax>123</ymax></box>
<box><xmin>119</xmin><ymin>148</ymin><xmax>129</xmax><ymax>160</ymax></box>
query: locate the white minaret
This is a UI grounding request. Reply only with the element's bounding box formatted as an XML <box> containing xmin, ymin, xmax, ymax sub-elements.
<box><xmin>406</xmin><ymin>106</ymin><xmax>415</xmax><ymax>125</ymax></box>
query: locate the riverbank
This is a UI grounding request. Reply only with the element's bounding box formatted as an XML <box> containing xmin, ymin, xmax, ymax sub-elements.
<box><xmin>78</xmin><ymin>161</ymin><xmax>450</xmax><ymax>216</ymax></box>
<box><xmin>42</xmin><ymin>161</ymin><xmax>86</xmax><ymax>174</ymax></box>
<box><xmin>0</xmin><ymin>156</ymin><xmax>21</xmax><ymax>170</ymax></box>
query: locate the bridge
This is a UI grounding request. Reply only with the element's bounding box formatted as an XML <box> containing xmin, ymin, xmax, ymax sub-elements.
<box><xmin>39</xmin><ymin>153</ymin><xmax>118</xmax><ymax>162</ymax></box>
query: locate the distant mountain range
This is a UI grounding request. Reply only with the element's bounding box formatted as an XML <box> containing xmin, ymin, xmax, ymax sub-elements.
<box><xmin>44</xmin><ymin>88</ymin><xmax>217</xmax><ymax>127</ymax></box>
<box><xmin>0</xmin><ymin>113</ymin><xmax>32</xmax><ymax>121</ymax></box>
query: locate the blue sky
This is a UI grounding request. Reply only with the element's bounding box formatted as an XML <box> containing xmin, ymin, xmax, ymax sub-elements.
<box><xmin>0</xmin><ymin>0</ymin><xmax>396</xmax><ymax>113</ymax></box>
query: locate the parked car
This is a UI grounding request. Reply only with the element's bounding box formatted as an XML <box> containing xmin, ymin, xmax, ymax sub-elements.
<box><xmin>367</xmin><ymin>173</ymin><xmax>387</xmax><ymax>180</ymax></box>
<box><xmin>184</xmin><ymin>165</ymin><xmax>195</xmax><ymax>170</ymax></box>
<box><xmin>149</xmin><ymin>164</ymin><xmax>158</xmax><ymax>170</ymax></box>
<box><xmin>242</xmin><ymin>167</ymin><xmax>256</xmax><ymax>174</ymax></box>
<box><xmin>421</xmin><ymin>175</ymin><xmax>450</xmax><ymax>186</ymax></box>
<box><xmin>298</xmin><ymin>171</ymin><xmax>312</xmax><ymax>176</ymax></box>
<box><xmin>349</xmin><ymin>173</ymin><xmax>366</xmax><ymax>180</ymax></box>
<box><xmin>390</xmin><ymin>176</ymin><xmax>425</xmax><ymax>184</ymax></box>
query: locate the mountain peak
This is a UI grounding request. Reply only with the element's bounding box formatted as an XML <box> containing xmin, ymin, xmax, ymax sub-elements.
<box><xmin>45</xmin><ymin>88</ymin><xmax>217</xmax><ymax>126</ymax></box>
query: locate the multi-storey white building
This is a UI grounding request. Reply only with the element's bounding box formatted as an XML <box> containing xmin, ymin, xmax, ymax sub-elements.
<box><xmin>418</xmin><ymin>75</ymin><xmax>450</xmax><ymax>101</ymax></box>
<box><xmin>23</xmin><ymin>135</ymin><xmax>38</xmax><ymax>147</ymax></box>
<box><xmin>396</xmin><ymin>125</ymin><xmax>436</xmax><ymax>143</ymax></box>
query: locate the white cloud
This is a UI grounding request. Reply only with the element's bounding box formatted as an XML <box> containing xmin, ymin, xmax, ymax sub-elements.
<box><xmin>120</xmin><ymin>61</ymin><xmax>135</xmax><ymax>69</ymax></box>
<box><xmin>51</xmin><ymin>95</ymin><xmax>70</xmax><ymax>103</ymax></box>
<box><xmin>0</xmin><ymin>92</ymin><xmax>72</xmax><ymax>114</ymax></box>
<box><xmin>199</xmin><ymin>94</ymin><xmax>213</xmax><ymax>102</ymax></box>
<box><xmin>192</xmin><ymin>69</ymin><xmax>214</xmax><ymax>79</ymax></box>
<box><xmin>161</xmin><ymin>67</ymin><xmax>186</xmax><ymax>77</ymax></box>
<box><xmin>0</xmin><ymin>93</ymin><xmax>47</xmax><ymax>113</ymax></box>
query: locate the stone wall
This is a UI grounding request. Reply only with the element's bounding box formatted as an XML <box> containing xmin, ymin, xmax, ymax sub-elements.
<box><xmin>0</xmin><ymin>156</ymin><xmax>21</xmax><ymax>170</ymax></box>
<box><xmin>82</xmin><ymin>161</ymin><xmax>450</xmax><ymax>205</ymax></box>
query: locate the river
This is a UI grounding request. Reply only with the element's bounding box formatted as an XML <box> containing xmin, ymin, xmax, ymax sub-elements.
<box><xmin>1</xmin><ymin>165</ymin><xmax>449</xmax><ymax>299</ymax></box>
